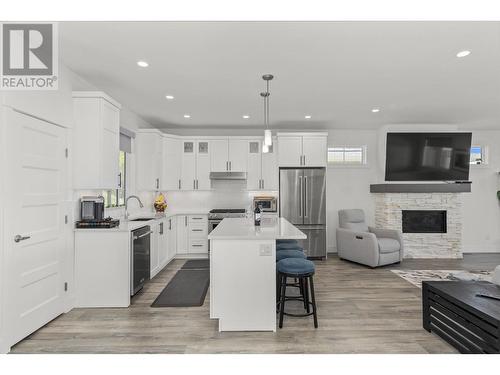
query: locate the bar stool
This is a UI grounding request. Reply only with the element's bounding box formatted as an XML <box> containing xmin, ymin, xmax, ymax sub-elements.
<box><xmin>276</xmin><ymin>239</ymin><xmax>298</xmax><ymax>245</ymax></box>
<box><xmin>276</xmin><ymin>249</ymin><xmax>306</xmax><ymax>262</ymax></box>
<box><xmin>276</xmin><ymin>258</ymin><xmax>318</xmax><ymax>328</ymax></box>
<box><xmin>277</xmin><ymin>242</ymin><xmax>304</xmax><ymax>251</ymax></box>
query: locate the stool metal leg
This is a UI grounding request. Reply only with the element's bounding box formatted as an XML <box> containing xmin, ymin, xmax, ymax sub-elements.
<box><xmin>304</xmin><ymin>277</ymin><xmax>310</xmax><ymax>314</ymax></box>
<box><xmin>279</xmin><ymin>274</ymin><xmax>287</xmax><ymax>328</ymax></box>
<box><xmin>309</xmin><ymin>275</ymin><xmax>318</xmax><ymax>328</ymax></box>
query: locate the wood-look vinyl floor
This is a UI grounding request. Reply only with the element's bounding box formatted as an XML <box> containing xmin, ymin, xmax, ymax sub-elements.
<box><xmin>11</xmin><ymin>254</ymin><xmax>500</xmax><ymax>354</ymax></box>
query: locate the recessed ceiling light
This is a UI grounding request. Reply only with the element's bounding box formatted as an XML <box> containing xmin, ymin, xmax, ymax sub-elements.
<box><xmin>137</xmin><ymin>61</ymin><xmax>149</xmax><ymax>67</ymax></box>
<box><xmin>165</xmin><ymin>95</ymin><xmax>174</xmax><ymax>100</ymax></box>
<box><xmin>183</xmin><ymin>114</ymin><xmax>191</xmax><ymax>118</ymax></box>
<box><xmin>371</xmin><ymin>108</ymin><xmax>380</xmax><ymax>113</ymax></box>
<box><xmin>242</xmin><ymin>115</ymin><xmax>250</xmax><ymax>119</ymax></box>
<box><xmin>456</xmin><ymin>50</ymin><xmax>471</xmax><ymax>58</ymax></box>
<box><xmin>305</xmin><ymin>115</ymin><xmax>312</xmax><ymax>119</ymax></box>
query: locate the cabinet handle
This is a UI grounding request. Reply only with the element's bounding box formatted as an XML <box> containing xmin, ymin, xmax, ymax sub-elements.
<box><xmin>192</xmin><ymin>244</ymin><xmax>203</xmax><ymax>247</ymax></box>
<box><xmin>229</xmin><ymin>161</ymin><xmax>232</xmax><ymax>171</ymax></box>
<box><xmin>156</xmin><ymin>178</ymin><xmax>159</xmax><ymax>189</ymax></box>
<box><xmin>193</xmin><ymin>180</ymin><xmax>196</xmax><ymax>190</ymax></box>
<box><xmin>178</xmin><ymin>179</ymin><xmax>181</xmax><ymax>189</ymax></box>
<box><xmin>185</xmin><ymin>216</ymin><xmax>187</xmax><ymax>226</ymax></box>
<box><xmin>169</xmin><ymin>219</ymin><xmax>172</xmax><ymax>230</ymax></box>
<box><xmin>262</xmin><ymin>179</ymin><xmax>264</xmax><ymax>189</ymax></box>
<box><xmin>192</xmin><ymin>229</ymin><xmax>203</xmax><ymax>232</ymax></box>
<box><xmin>303</xmin><ymin>155</ymin><xmax>306</xmax><ymax>165</ymax></box>
<box><xmin>192</xmin><ymin>217</ymin><xmax>203</xmax><ymax>220</ymax></box>
<box><xmin>196</xmin><ymin>179</ymin><xmax>199</xmax><ymax>190</ymax></box>
<box><xmin>226</xmin><ymin>161</ymin><xmax>228</xmax><ymax>171</ymax></box>
<box><xmin>118</xmin><ymin>173</ymin><xmax>122</xmax><ymax>188</ymax></box>
<box><xmin>159</xmin><ymin>222</ymin><xmax>164</xmax><ymax>235</ymax></box>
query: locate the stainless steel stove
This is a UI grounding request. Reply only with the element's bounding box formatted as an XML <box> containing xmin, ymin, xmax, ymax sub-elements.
<box><xmin>208</xmin><ymin>208</ymin><xmax>246</xmax><ymax>221</ymax></box>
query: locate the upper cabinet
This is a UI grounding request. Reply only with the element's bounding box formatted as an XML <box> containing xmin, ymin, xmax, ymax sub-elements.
<box><xmin>278</xmin><ymin>133</ymin><xmax>327</xmax><ymax>167</ymax></box>
<box><xmin>136</xmin><ymin>131</ymin><xmax>163</xmax><ymax>191</ymax></box>
<box><xmin>181</xmin><ymin>140</ymin><xmax>211</xmax><ymax>190</ymax></box>
<box><xmin>73</xmin><ymin>92</ymin><xmax>121</xmax><ymax>190</ymax></box>
<box><xmin>210</xmin><ymin>139</ymin><xmax>248</xmax><ymax>172</ymax></box>
<box><xmin>247</xmin><ymin>138</ymin><xmax>278</xmax><ymax>190</ymax></box>
<box><xmin>162</xmin><ymin>136</ymin><xmax>182</xmax><ymax>190</ymax></box>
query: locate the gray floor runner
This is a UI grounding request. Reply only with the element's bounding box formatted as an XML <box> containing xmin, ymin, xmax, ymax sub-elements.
<box><xmin>181</xmin><ymin>259</ymin><xmax>210</xmax><ymax>270</ymax></box>
<box><xmin>151</xmin><ymin>269</ymin><xmax>209</xmax><ymax>307</ymax></box>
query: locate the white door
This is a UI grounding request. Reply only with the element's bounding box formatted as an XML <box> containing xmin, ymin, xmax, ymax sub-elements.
<box><xmin>176</xmin><ymin>216</ymin><xmax>189</xmax><ymax>254</ymax></box>
<box><xmin>210</xmin><ymin>139</ymin><xmax>228</xmax><ymax>172</ymax></box>
<box><xmin>100</xmin><ymin>99</ymin><xmax>120</xmax><ymax>189</ymax></box>
<box><xmin>303</xmin><ymin>136</ymin><xmax>327</xmax><ymax>167</ymax></box>
<box><xmin>181</xmin><ymin>141</ymin><xmax>196</xmax><ymax>190</ymax></box>
<box><xmin>247</xmin><ymin>140</ymin><xmax>262</xmax><ymax>190</ymax></box>
<box><xmin>4</xmin><ymin>109</ymin><xmax>68</xmax><ymax>347</ymax></box>
<box><xmin>196</xmin><ymin>141</ymin><xmax>211</xmax><ymax>190</ymax></box>
<box><xmin>162</xmin><ymin>137</ymin><xmax>181</xmax><ymax>190</ymax></box>
<box><xmin>261</xmin><ymin>140</ymin><xmax>278</xmax><ymax>190</ymax></box>
<box><xmin>136</xmin><ymin>133</ymin><xmax>160</xmax><ymax>190</ymax></box>
<box><xmin>228</xmin><ymin>139</ymin><xmax>248</xmax><ymax>172</ymax></box>
<box><xmin>278</xmin><ymin>136</ymin><xmax>302</xmax><ymax>166</ymax></box>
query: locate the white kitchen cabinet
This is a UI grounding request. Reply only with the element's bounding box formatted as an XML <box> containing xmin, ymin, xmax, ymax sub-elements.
<box><xmin>158</xmin><ymin>219</ymin><xmax>169</xmax><ymax>269</ymax></box>
<box><xmin>302</xmin><ymin>136</ymin><xmax>327</xmax><ymax>167</ymax></box>
<box><xmin>278</xmin><ymin>134</ymin><xmax>327</xmax><ymax>167</ymax></box>
<box><xmin>136</xmin><ymin>131</ymin><xmax>163</xmax><ymax>191</ymax></box>
<box><xmin>73</xmin><ymin>92</ymin><xmax>121</xmax><ymax>189</ymax></box>
<box><xmin>247</xmin><ymin>139</ymin><xmax>278</xmax><ymax>191</ymax></box>
<box><xmin>150</xmin><ymin>222</ymin><xmax>160</xmax><ymax>278</ymax></box>
<box><xmin>181</xmin><ymin>140</ymin><xmax>211</xmax><ymax>190</ymax></box>
<box><xmin>162</xmin><ymin>136</ymin><xmax>182</xmax><ymax>190</ymax></box>
<box><xmin>167</xmin><ymin>216</ymin><xmax>177</xmax><ymax>261</ymax></box>
<box><xmin>210</xmin><ymin>138</ymin><xmax>248</xmax><ymax>172</ymax></box>
<box><xmin>176</xmin><ymin>215</ymin><xmax>189</xmax><ymax>254</ymax></box>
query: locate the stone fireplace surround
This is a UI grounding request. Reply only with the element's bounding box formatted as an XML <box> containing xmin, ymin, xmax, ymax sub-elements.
<box><xmin>374</xmin><ymin>192</ymin><xmax>463</xmax><ymax>258</ymax></box>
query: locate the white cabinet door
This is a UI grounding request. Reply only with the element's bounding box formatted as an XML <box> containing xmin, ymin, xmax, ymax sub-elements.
<box><xmin>196</xmin><ymin>141</ymin><xmax>211</xmax><ymax>190</ymax></box>
<box><xmin>303</xmin><ymin>136</ymin><xmax>327</xmax><ymax>167</ymax></box>
<box><xmin>228</xmin><ymin>139</ymin><xmax>248</xmax><ymax>172</ymax></box>
<box><xmin>261</xmin><ymin>140</ymin><xmax>278</xmax><ymax>190</ymax></box>
<box><xmin>136</xmin><ymin>132</ymin><xmax>162</xmax><ymax>191</ymax></box>
<box><xmin>100</xmin><ymin>100</ymin><xmax>120</xmax><ymax>189</ymax></box>
<box><xmin>162</xmin><ymin>137</ymin><xmax>181</xmax><ymax>190</ymax></box>
<box><xmin>176</xmin><ymin>215</ymin><xmax>189</xmax><ymax>254</ymax></box>
<box><xmin>150</xmin><ymin>223</ymin><xmax>160</xmax><ymax>278</ymax></box>
<box><xmin>158</xmin><ymin>219</ymin><xmax>168</xmax><ymax>268</ymax></box>
<box><xmin>167</xmin><ymin>217</ymin><xmax>177</xmax><ymax>261</ymax></box>
<box><xmin>181</xmin><ymin>141</ymin><xmax>196</xmax><ymax>191</ymax></box>
<box><xmin>247</xmin><ymin>140</ymin><xmax>262</xmax><ymax>190</ymax></box>
<box><xmin>211</xmin><ymin>139</ymin><xmax>229</xmax><ymax>172</ymax></box>
<box><xmin>278</xmin><ymin>136</ymin><xmax>302</xmax><ymax>166</ymax></box>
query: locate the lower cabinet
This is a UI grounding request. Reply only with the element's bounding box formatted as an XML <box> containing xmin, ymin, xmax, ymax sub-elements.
<box><xmin>176</xmin><ymin>214</ymin><xmax>208</xmax><ymax>256</ymax></box>
<box><xmin>151</xmin><ymin>219</ymin><xmax>168</xmax><ymax>279</ymax></box>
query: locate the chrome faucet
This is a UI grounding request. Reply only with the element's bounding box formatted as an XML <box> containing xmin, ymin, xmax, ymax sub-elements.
<box><xmin>125</xmin><ymin>195</ymin><xmax>144</xmax><ymax>220</ymax></box>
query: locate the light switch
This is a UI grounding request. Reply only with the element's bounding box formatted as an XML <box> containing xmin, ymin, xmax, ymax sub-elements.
<box><xmin>259</xmin><ymin>244</ymin><xmax>272</xmax><ymax>256</ymax></box>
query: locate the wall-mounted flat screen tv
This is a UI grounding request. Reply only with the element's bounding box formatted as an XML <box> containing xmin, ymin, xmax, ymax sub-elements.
<box><xmin>385</xmin><ymin>132</ymin><xmax>472</xmax><ymax>181</ymax></box>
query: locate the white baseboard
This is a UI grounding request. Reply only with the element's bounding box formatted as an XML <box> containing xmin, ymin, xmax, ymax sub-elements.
<box><xmin>462</xmin><ymin>244</ymin><xmax>500</xmax><ymax>253</ymax></box>
<box><xmin>175</xmin><ymin>254</ymin><xmax>209</xmax><ymax>260</ymax></box>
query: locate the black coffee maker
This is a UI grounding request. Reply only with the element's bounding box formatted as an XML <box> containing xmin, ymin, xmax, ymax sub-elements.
<box><xmin>80</xmin><ymin>196</ymin><xmax>105</xmax><ymax>222</ymax></box>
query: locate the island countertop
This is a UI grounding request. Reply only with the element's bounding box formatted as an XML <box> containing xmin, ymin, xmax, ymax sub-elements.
<box><xmin>208</xmin><ymin>217</ymin><xmax>306</xmax><ymax>240</ymax></box>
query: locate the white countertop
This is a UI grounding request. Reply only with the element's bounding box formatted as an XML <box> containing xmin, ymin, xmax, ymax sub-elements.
<box><xmin>208</xmin><ymin>217</ymin><xmax>306</xmax><ymax>240</ymax></box>
<box><xmin>74</xmin><ymin>210</ymin><xmax>208</xmax><ymax>233</ymax></box>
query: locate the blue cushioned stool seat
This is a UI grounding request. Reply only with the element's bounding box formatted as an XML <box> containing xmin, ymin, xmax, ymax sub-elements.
<box><xmin>277</xmin><ymin>242</ymin><xmax>304</xmax><ymax>251</ymax></box>
<box><xmin>276</xmin><ymin>249</ymin><xmax>306</xmax><ymax>262</ymax></box>
<box><xmin>277</xmin><ymin>258</ymin><xmax>315</xmax><ymax>276</ymax></box>
<box><xmin>276</xmin><ymin>239</ymin><xmax>298</xmax><ymax>244</ymax></box>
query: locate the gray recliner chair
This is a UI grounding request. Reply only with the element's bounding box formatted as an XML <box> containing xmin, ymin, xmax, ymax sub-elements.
<box><xmin>336</xmin><ymin>209</ymin><xmax>404</xmax><ymax>268</ymax></box>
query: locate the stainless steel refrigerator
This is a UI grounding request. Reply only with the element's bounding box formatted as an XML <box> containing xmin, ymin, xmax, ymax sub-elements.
<box><xmin>279</xmin><ymin>168</ymin><xmax>327</xmax><ymax>259</ymax></box>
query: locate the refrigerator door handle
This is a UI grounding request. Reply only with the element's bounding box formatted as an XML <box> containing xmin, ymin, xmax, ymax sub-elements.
<box><xmin>304</xmin><ymin>176</ymin><xmax>308</xmax><ymax>218</ymax></box>
<box><xmin>299</xmin><ymin>175</ymin><xmax>303</xmax><ymax>217</ymax></box>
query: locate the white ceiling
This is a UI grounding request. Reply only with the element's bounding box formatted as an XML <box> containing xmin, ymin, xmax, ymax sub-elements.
<box><xmin>60</xmin><ymin>21</ymin><xmax>500</xmax><ymax>130</ymax></box>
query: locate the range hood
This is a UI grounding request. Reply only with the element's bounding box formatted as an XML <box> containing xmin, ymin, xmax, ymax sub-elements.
<box><xmin>209</xmin><ymin>171</ymin><xmax>247</xmax><ymax>180</ymax></box>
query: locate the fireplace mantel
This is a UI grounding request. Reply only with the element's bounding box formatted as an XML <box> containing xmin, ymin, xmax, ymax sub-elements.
<box><xmin>370</xmin><ymin>183</ymin><xmax>471</xmax><ymax>194</ymax></box>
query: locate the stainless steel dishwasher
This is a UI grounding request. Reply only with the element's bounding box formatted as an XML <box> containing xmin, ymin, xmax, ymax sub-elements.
<box><xmin>131</xmin><ymin>226</ymin><xmax>152</xmax><ymax>296</ymax></box>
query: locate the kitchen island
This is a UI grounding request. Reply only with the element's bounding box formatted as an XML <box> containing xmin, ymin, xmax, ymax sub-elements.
<box><xmin>208</xmin><ymin>217</ymin><xmax>306</xmax><ymax>331</ymax></box>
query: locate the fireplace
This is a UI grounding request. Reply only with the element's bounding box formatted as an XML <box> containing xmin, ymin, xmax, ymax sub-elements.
<box><xmin>402</xmin><ymin>210</ymin><xmax>447</xmax><ymax>234</ymax></box>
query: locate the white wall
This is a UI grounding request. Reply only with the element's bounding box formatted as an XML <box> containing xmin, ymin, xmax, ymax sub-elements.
<box><xmin>461</xmin><ymin>130</ymin><xmax>500</xmax><ymax>253</ymax></box>
<box><xmin>326</xmin><ymin>130</ymin><xmax>379</xmax><ymax>252</ymax></box>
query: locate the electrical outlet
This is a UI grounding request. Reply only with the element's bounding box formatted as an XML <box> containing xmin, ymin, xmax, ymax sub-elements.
<box><xmin>259</xmin><ymin>244</ymin><xmax>272</xmax><ymax>256</ymax></box>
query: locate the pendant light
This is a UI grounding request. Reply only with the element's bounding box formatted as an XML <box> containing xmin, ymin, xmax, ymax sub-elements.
<box><xmin>261</xmin><ymin>74</ymin><xmax>274</xmax><ymax>152</ymax></box>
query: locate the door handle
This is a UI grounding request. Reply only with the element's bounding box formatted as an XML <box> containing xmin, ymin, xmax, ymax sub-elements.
<box><xmin>299</xmin><ymin>176</ymin><xmax>303</xmax><ymax>217</ymax></box>
<box><xmin>304</xmin><ymin>176</ymin><xmax>308</xmax><ymax>217</ymax></box>
<box><xmin>14</xmin><ymin>234</ymin><xmax>30</xmax><ymax>243</ymax></box>
<box><xmin>133</xmin><ymin>231</ymin><xmax>153</xmax><ymax>240</ymax></box>
<box><xmin>178</xmin><ymin>179</ymin><xmax>181</xmax><ymax>189</ymax></box>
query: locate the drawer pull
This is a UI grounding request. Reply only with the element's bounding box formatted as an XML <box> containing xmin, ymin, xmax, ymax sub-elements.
<box><xmin>192</xmin><ymin>244</ymin><xmax>203</xmax><ymax>247</ymax></box>
<box><xmin>192</xmin><ymin>229</ymin><xmax>203</xmax><ymax>232</ymax></box>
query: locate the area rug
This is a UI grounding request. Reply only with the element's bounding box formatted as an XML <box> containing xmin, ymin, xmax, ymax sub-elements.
<box><xmin>181</xmin><ymin>259</ymin><xmax>210</xmax><ymax>270</ymax></box>
<box><xmin>391</xmin><ymin>269</ymin><xmax>492</xmax><ymax>289</ymax></box>
<box><xmin>151</xmin><ymin>269</ymin><xmax>209</xmax><ymax>307</ymax></box>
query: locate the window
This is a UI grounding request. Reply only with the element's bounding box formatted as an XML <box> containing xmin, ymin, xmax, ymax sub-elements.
<box><xmin>103</xmin><ymin>150</ymin><xmax>127</xmax><ymax>208</ymax></box>
<box><xmin>470</xmin><ymin>145</ymin><xmax>487</xmax><ymax>165</ymax></box>
<box><xmin>328</xmin><ymin>146</ymin><xmax>367</xmax><ymax>165</ymax></box>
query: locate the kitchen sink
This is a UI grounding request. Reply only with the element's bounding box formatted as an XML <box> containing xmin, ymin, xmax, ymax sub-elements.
<box><xmin>129</xmin><ymin>217</ymin><xmax>155</xmax><ymax>221</ymax></box>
